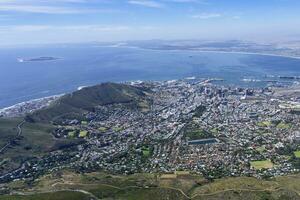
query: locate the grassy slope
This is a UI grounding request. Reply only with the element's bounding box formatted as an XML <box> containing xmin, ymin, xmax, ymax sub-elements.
<box><xmin>0</xmin><ymin>191</ymin><xmax>91</xmax><ymax>200</ymax></box>
<box><xmin>0</xmin><ymin>118</ymin><xmax>80</xmax><ymax>173</ymax></box>
<box><xmin>193</xmin><ymin>189</ymin><xmax>300</xmax><ymax>200</ymax></box>
<box><xmin>3</xmin><ymin>171</ymin><xmax>300</xmax><ymax>200</ymax></box>
<box><xmin>0</xmin><ymin>118</ymin><xmax>22</xmax><ymax>147</ymax></box>
<box><xmin>0</xmin><ymin>118</ymin><xmax>54</xmax><ymax>172</ymax></box>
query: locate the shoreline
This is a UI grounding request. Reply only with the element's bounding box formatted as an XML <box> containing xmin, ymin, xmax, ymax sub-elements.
<box><xmin>0</xmin><ymin>94</ymin><xmax>63</xmax><ymax>118</ymax></box>
<box><xmin>0</xmin><ymin>94</ymin><xmax>62</xmax><ymax>111</ymax></box>
<box><xmin>190</xmin><ymin>50</ymin><xmax>300</xmax><ymax>60</ymax></box>
<box><xmin>118</xmin><ymin>44</ymin><xmax>300</xmax><ymax>60</ymax></box>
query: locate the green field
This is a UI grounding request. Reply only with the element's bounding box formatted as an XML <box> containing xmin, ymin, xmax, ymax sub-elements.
<box><xmin>98</xmin><ymin>127</ymin><xmax>107</xmax><ymax>132</ymax></box>
<box><xmin>256</xmin><ymin>145</ymin><xmax>266</xmax><ymax>153</ymax></box>
<box><xmin>68</xmin><ymin>131</ymin><xmax>76</xmax><ymax>138</ymax></box>
<box><xmin>294</xmin><ymin>151</ymin><xmax>300</xmax><ymax>158</ymax></box>
<box><xmin>276</xmin><ymin>122</ymin><xmax>291</xmax><ymax>129</ymax></box>
<box><xmin>250</xmin><ymin>160</ymin><xmax>274</xmax><ymax>170</ymax></box>
<box><xmin>255</xmin><ymin>120</ymin><xmax>293</xmax><ymax>130</ymax></box>
<box><xmin>257</xmin><ymin>121</ymin><xmax>272</xmax><ymax>127</ymax></box>
<box><xmin>79</xmin><ymin>130</ymin><xmax>88</xmax><ymax>138</ymax></box>
<box><xmin>185</xmin><ymin>129</ymin><xmax>212</xmax><ymax>140</ymax></box>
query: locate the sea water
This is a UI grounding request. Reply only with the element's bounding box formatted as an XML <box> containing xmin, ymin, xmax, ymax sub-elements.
<box><xmin>1</xmin><ymin>44</ymin><xmax>300</xmax><ymax>108</ymax></box>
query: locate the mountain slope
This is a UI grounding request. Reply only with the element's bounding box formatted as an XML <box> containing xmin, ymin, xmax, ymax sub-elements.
<box><xmin>27</xmin><ymin>83</ymin><xmax>150</xmax><ymax>123</ymax></box>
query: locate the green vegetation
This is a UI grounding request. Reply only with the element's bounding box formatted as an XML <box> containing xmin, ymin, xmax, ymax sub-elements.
<box><xmin>4</xmin><ymin>171</ymin><xmax>300</xmax><ymax>200</ymax></box>
<box><xmin>256</xmin><ymin>145</ymin><xmax>266</xmax><ymax>153</ymax></box>
<box><xmin>183</xmin><ymin>119</ymin><xmax>213</xmax><ymax>140</ymax></box>
<box><xmin>117</xmin><ymin>187</ymin><xmax>187</xmax><ymax>200</ymax></box>
<box><xmin>0</xmin><ymin>191</ymin><xmax>91</xmax><ymax>200</ymax></box>
<box><xmin>0</xmin><ymin>118</ymin><xmax>22</xmax><ymax>146</ymax></box>
<box><xmin>276</xmin><ymin>122</ymin><xmax>291</xmax><ymax>129</ymax></box>
<box><xmin>81</xmin><ymin>121</ymin><xmax>88</xmax><ymax>125</ymax></box>
<box><xmin>141</xmin><ymin>146</ymin><xmax>150</xmax><ymax>157</ymax></box>
<box><xmin>250</xmin><ymin>160</ymin><xmax>274</xmax><ymax>170</ymax></box>
<box><xmin>256</xmin><ymin>121</ymin><xmax>292</xmax><ymax>129</ymax></box>
<box><xmin>79</xmin><ymin>131</ymin><xmax>88</xmax><ymax>138</ymax></box>
<box><xmin>193</xmin><ymin>105</ymin><xmax>206</xmax><ymax>118</ymax></box>
<box><xmin>0</xmin><ymin>118</ymin><xmax>55</xmax><ymax>162</ymax></box>
<box><xmin>68</xmin><ymin>131</ymin><xmax>76</xmax><ymax>138</ymax></box>
<box><xmin>98</xmin><ymin>127</ymin><xmax>107</xmax><ymax>132</ymax></box>
<box><xmin>138</xmin><ymin>100</ymin><xmax>151</xmax><ymax>112</ymax></box>
<box><xmin>257</xmin><ymin>121</ymin><xmax>272</xmax><ymax>127</ymax></box>
<box><xmin>0</xmin><ymin>118</ymin><xmax>80</xmax><ymax>173</ymax></box>
<box><xmin>210</xmin><ymin>128</ymin><xmax>219</xmax><ymax>135</ymax></box>
<box><xmin>28</xmin><ymin>83</ymin><xmax>150</xmax><ymax>123</ymax></box>
<box><xmin>193</xmin><ymin>189</ymin><xmax>299</xmax><ymax>200</ymax></box>
<box><xmin>185</xmin><ymin>129</ymin><xmax>212</xmax><ymax>140</ymax></box>
<box><xmin>294</xmin><ymin>151</ymin><xmax>300</xmax><ymax>158</ymax></box>
<box><xmin>112</xmin><ymin>126</ymin><xmax>123</xmax><ymax>132</ymax></box>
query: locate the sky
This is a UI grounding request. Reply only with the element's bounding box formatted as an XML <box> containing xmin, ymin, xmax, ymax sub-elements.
<box><xmin>0</xmin><ymin>0</ymin><xmax>300</xmax><ymax>45</ymax></box>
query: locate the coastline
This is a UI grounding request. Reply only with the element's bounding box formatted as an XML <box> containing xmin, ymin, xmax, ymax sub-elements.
<box><xmin>2</xmin><ymin>46</ymin><xmax>300</xmax><ymax>112</ymax></box>
<box><xmin>0</xmin><ymin>94</ymin><xmax>63</xmax><ymax>118</ymax></box>
<box><xmin>191</xmin><ymin>50</ymin><xmax>300</xmax><ymax>60</ymax></box>
<box><xmin>120</xmin><ymin>45</ymin><xmax>300</xmax><ymax>60</ymax></box>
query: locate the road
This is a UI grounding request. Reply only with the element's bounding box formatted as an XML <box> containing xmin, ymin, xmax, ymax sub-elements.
<box><xmin>0</xmin><ymin>120</ymin><xmax>25</xmax><ymax>154</ymax></box>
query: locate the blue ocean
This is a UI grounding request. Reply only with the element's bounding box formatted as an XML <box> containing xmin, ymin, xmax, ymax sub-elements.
<box><xmin>1</xmin><ymin>44</ymin><xmax>300</xmax><ymax>108</ymax></box>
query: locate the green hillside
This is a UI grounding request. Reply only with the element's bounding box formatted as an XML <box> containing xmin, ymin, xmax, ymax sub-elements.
<box><xmin>28</xmin><ymin>83</ymin><xmax>150</xmax><ymax>123</ymax></box>
<box><xmin>0</xmin><ymin>191</ymin><xmax>91</xmax><ymax>200</ymax></box>
<box><xmin>0</xmin><ymin>118</ymin><xmax>82</xmax><ymax>174</ymax></box>
<box><xmin>2</xmin><ymin>171</ymin><xmax>300</xmax><ymax>200</ymax></box>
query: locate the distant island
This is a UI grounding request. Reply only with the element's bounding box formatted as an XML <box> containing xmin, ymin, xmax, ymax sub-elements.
<box><xmin>17</xmin><ymin>56</ymin><xmax>60</xmax><ymax>62</ymax></box>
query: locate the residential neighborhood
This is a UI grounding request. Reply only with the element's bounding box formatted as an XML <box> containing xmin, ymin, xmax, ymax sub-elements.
<box><xmin>1</xmin><ymin>79</ymin><xmax>300</xmax><ymax>184</ymax></box>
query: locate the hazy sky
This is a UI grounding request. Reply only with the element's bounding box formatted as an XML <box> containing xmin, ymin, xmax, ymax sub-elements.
<box><xmin>0</xmin><ymin>0</ymin><xmax>300</xmax><ymax>45</ymax></box>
